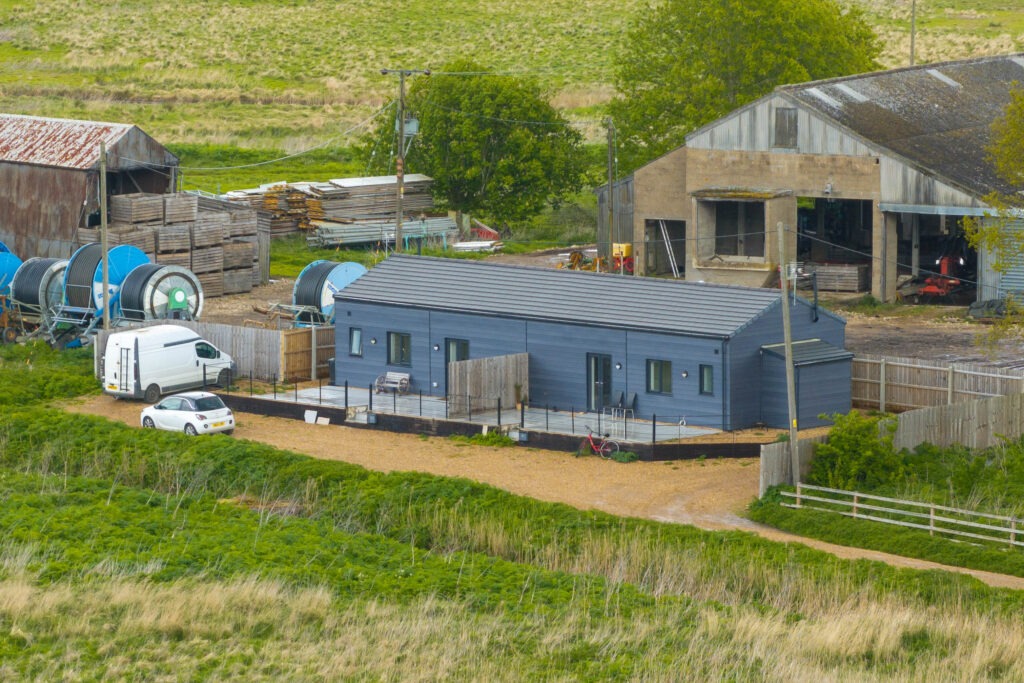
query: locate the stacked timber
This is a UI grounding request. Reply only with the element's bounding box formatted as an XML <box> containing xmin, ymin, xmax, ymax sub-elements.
<box><xmin>225</xmin><ymin>175</ymin><xmax>437</xmax><ymax>240</ymax></box>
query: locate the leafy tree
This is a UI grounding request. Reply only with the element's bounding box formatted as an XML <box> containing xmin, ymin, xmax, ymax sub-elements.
<box><xmin>607</xmin><ymin>0</ymin><xmax>880</xmax><ymax>173</ymax></box>
<box><xmin>364</xmin><ymin>60</ymin><xmax>585</xmax><ymax>226</ymax></box>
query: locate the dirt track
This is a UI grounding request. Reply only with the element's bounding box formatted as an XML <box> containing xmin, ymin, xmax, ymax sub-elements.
<box><xmin>65</xmin><ymin>394</ymin><xmax>1024</xmax><ymax>590</ymax></box>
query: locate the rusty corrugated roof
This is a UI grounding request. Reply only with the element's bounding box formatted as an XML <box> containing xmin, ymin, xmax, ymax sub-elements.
<box><xmin>780</xmin><ymin>53</ymin><xmax>1024</xmax><ymax>197</ymax></box>
<box><xmin>0</xmin><ymin>114</ymin><xmax>134</xmax><ymax>170</ymax></box>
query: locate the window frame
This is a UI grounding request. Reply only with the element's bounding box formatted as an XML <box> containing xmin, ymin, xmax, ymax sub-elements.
<box><xmin>349</xmin><ymin>327</ymin><xmax>363</xmax><ymax>357</ymax></box>
<box><xmin>387</xmin><ymin>331</ymin><xmax>412</xmax><ymax>367</ymax></box>
<box><xmin>699</xmin><ymin>364</ymin><xmax>714</xmax><ymax>395</ymax></box>
<box><xmin>645</xmin><ymin>359</ymin><xmax>673</xmax><ymax>394</ymax></box>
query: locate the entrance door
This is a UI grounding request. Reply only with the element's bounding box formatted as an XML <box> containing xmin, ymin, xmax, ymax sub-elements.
<box><xmin>444</xmin><ymin>338</ymin><xmax>469</xmax><ymax>395</ymax></box>
<box><xmin>586</xmin><ymin>353</ymin><xmax>612</xmax><ymax>412</ymax></box>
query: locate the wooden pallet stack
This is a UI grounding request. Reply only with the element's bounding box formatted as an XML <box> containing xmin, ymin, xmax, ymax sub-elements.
<box><xmin>76</xmin><ymin>222</ymin><xmax>157</xmax><ymax>259</ymax></box>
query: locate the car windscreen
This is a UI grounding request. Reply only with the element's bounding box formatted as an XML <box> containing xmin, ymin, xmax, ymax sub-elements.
<box><xmin>194</xmin><ymin>396</ymin><xmax>226</xmax><ymax>411</ymax></box>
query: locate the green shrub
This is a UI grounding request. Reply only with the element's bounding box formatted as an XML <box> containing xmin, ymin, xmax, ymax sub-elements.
<box><xmin>808</xmin><ymin>411</ymin><xmax>903</xmax><ymax>490</ymax></box>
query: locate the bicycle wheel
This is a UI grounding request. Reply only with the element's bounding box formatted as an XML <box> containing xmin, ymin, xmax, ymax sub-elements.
<box><xmin>578</xmin><ymin>440</ymin><xmax>590</xmax><ymax>456</ymax></box>
<box><xmin>599</xmin><ymin>440</ymin><xmax>620</xmax><ymax>458</ymax></box>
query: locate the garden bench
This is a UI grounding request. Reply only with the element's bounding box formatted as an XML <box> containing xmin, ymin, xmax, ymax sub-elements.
<box><xmin>375</xmin><ymin>371</ymin><xmax>411</xmax><ymax>394</ymax></box>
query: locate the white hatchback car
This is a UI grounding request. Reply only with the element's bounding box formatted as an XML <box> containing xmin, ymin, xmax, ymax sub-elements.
<box><xmin>140</xmin><ymin>391</ymin><xmax>234</xmax><ymax>436</ymax></box>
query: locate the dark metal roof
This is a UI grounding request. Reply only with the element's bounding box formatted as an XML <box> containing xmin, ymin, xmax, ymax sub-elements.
<box><xmin>0</xmin><ymin>114</ymin><xmax>134</xmax><ymax>170</ymax></box>
<box><xmin>762</xmin><ymin>339</ymin><xmax>853</xmax><ymax>365</ymax></box>
<box><xmin>779</xmin><ymin>53</ymin><xmax>1024</xmax><ymax>197</ymax></box>
<box><xmin>336</xmin><ymin>254</ymin><xmax>830</xmax><ymax>338</ymax></box>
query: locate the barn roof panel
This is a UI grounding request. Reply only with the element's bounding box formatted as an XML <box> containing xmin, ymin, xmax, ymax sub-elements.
<box><xmin>0</xmin><ymin>114</ymin><xmax>134</xmax><ymax>170</ymax></box>
<box><xmin>779</xmin><ymin>53</ymin><xmax>1024</xmax><ymax>196</ymax></box>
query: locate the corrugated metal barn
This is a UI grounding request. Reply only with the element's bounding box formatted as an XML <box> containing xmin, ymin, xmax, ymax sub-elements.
<box><xmin>610</xmin><ymin>53</ymin><xmax>1024</xmax><ymax>302</ymax></box>
<box><xmin>0</xmin><ymin>114</ymin><xmax>178</xmax><ymax>258</ymax></box>
<box><xmin>332</xmin><ymin>254</ymin><xmax>850</xmax><ymax>430</ymax></box>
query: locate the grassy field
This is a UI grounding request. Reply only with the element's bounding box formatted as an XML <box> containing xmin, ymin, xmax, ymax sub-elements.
<box><xmin>3</xmin><ymin>343</ymin><xmax>1024</xmax><ymax>679</ymax></box>
<box><xmin>0</xmin><ymin>1</ymin><xmax>1019</xmax><ymax>162</ymax></box>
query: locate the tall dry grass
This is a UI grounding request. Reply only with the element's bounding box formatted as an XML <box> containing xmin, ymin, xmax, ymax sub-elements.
<box><xmin>1</xmin><ymin>540</ymin><xmax>1022</xmax><ymax>681</ymax></box>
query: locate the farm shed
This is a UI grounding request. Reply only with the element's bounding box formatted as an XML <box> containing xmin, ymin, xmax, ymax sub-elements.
<box><xmin>0</xmin><ymin>114</ymin><xmax>178</xmax><ymax>258</ymax></box>
<box><xmin>331</xmin><ymin>254</ymin><xmax>849</xmax><ymax>430</ymax></box>
<box><xmin>604</xmin><ymin>53</ymin><xmax>1024</xmax><ymax>302</ymax></box>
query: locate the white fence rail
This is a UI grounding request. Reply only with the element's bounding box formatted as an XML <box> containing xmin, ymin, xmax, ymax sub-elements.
<box><xmin>781</xmin><ymin>483</ymin><xmax>1024</xmax><ymax>549</ymax></box>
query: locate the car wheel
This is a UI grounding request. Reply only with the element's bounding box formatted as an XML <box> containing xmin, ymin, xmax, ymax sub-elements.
<box><xmin>142</xmin><ymin>416</ymin><xmax>155</xmax><ymax>429</ymax></box>
<box><xmin>223</xmin><ymin>429</ymin><xmax>234</xmax><ymax>436</ymax></box>
<box><xmin>144</xmin><ymin>384</ymin><xmax>161</xmax><ymax>404</ymax></box>
<box><xmin>184</xmin><ymin>424</ymin><xmax>198</xmax><ymax>436</ymax></box>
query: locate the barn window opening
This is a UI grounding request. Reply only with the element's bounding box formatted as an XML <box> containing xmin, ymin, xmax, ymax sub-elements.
<box><xmin>773</xmin><ymin>107</ymin><xmax>798</xmax><ymax>148</ymax></box>
<box><xmin>713</xmin><ymin>200</ymin><xmax>765</xmax><ymax>258</ymax></box>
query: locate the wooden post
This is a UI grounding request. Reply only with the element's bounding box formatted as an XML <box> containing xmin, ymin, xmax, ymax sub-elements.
<box><xmin>795</xmin><ymin>483</ymin><xmax>802</xmax><ymax>508</ymax></box>
<box><xmin>852</xmin><ymin>493</ymin><xmax>859</xmax><ymax>518</ymax></box>
<box><xmin>310</xmin><ymin>326</ymin><xmax>317</xmax><ymax>381</ymax></box>
<box><xmin>947</xmin><ymin>366</ymin><xmax>954</xmax><ymax>404</ymax></box>
<box><xmin>929</xmin><ymin>506</ymin><xmax>935</xmax><ymax>536</ymax></box>
<box><xmin>879</xmin><ymin>359</ymin><xmax>887</xmax><ymax>412</ymax></box>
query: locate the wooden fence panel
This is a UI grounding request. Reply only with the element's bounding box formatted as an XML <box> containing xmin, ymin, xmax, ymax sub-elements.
<box><xmin>893</xmin><ymin>392</ymin><xmax>1024</xmax><ymax>451</ymax></box>
<box><xmin>279</xmin><ymin>326</ymin><xmax>335</xmax><ymax>381</ymax></box>
<box><xmin>759</xmin><ymin>435</ymin><xmax>828</xmax><ymax>495</ymax></box>
<box><xmin>448</xmin><ymin>353</ymin><xmax>528</xmax><ymax>417</ymax></box>
<box><xmin>852</xmin><ymin>354</ymin><xmax>1024</xmax><ymax>412</ymax></box>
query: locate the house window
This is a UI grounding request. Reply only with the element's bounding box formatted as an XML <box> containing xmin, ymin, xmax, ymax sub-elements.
<box><xmin>646</xmin><ymin>359</ymin><xmax>672</xmax><ymax>394</ymax></box>
<box><xmin>773</xmin><ymin>107</ymin><xmax>797</xmax><ymax>148</ymax></box>
<box><xmin>699</xmin><ymin>364</ymin><xmax>714</xmax><ymax>395</ymax></box>
<box><xmin>349</xmin><ymin>327</ymin><xmax>363</xmax><ymax>357</ymax></box>
<box><xmin>387</xmin><ymin>332</ymin><xmax>412</xmax><ymax>366</ymax></box>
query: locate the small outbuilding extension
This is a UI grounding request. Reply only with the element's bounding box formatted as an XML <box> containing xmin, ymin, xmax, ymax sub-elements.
<box><xmin>332</xmin><ymin>255</ymin><xmax>851</xmax><ymax>430</ymax></box>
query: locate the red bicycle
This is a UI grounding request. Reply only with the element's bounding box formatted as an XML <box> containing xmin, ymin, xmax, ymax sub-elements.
<box><xmin>578</xmin><ymin>426</ymin><xmax>620</xmax><ymax>458</ymax></box>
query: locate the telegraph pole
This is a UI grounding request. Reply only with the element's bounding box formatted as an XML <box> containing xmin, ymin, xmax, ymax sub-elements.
<box><xmin>777</xmin><ymin>222</ymin><xmax>799</xmax><ymax>483</ymax></box>
<box><xmin>381</xmin><ymin>68</ymin><xmax>430</xmax><ymax>253</ymax></box>
<box><xmin>910</xmin><ymin>0</ymin><xmax>917</xmax><ymax>66</ymax></box>
<box><xmin>607</xmin><ymin>117</ymin><xmax>616</xmax><ymax>273</ymax></box>
<box><xmin>99</xmin><ymin>142</ymin><xmax>110</xmax><ymax>331</ymax></box>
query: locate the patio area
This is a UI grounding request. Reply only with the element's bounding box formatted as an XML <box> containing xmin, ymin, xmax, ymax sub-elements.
<box><xmin>250</xmin><ymin>383</ymin><xmax>720</xmax><ymax>444</ymax></box>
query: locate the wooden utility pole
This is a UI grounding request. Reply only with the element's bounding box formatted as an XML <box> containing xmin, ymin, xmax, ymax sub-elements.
<box><xmin>381</xmin><ymin>68</ymin><xmax>430</xmax><ymax>253</ymax></box>
<box><xmin>396</xmin><ymin>70</ymin><xmax>406</xmax><ymax>253</ymax></box>
<box><xmin>607</xmin><ymin>117</ymin><xmax>615</xmax><ymax>273</ymax></box>
<box><xmin>100</xmin><ymin>141</ymin><xmax>110</xmax><ymax>331</ymax></box>
<box><xmin>910</xmin><ymin>0</ymin><xmax>917</xmax><ymax>66</ymax></box>
<box><xmin>777</xmin><ymin>222</ymin><xmax>799</xmax><ymax>483</ymax></box>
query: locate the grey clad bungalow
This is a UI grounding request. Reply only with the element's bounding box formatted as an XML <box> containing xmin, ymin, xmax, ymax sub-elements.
<box><xmin>332</xmin><ymin>255</ymin><xmax>852</xmax><ymax>430</ymax></box>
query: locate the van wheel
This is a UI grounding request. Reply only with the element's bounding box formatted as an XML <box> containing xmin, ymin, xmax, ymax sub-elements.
<box><xmin>217</xmin><ymin>369</ymin><xmax>230</xmax><ymax>388</ymax></box>
<box><xmin>184</xmin><ymin>424</ymin><xmax>198</xmax><ymax>436</ymax></box>
<box><xmin>144</xmin><ymin>384</ymin><xmax>161</xmax><ymax>403</ymax></box>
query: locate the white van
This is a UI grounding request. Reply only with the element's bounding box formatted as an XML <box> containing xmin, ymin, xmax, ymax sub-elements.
<box><xmin>102</xmin><ymin>325</ymin><xmax>236</xmax><ymax>402</ymax></box>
